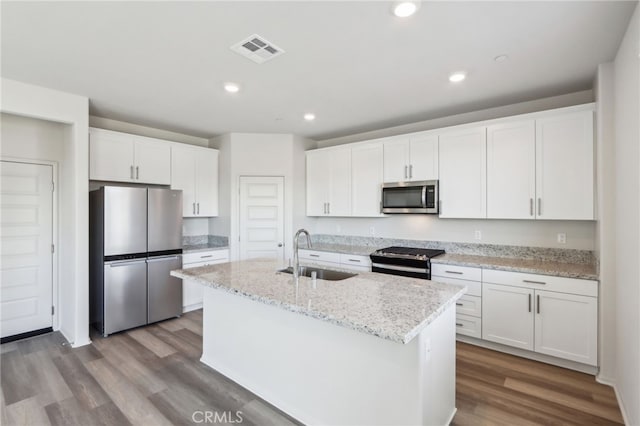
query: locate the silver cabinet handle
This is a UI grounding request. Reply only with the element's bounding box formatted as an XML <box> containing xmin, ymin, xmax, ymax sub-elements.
<box><xmin>348</xmin><ymin>259</ymin><xmax>361</xmax><ymax>262</ymax></box>
<box><xmin>309</xmin><ymin>254</ymin><xmax>320</xmax><ymax>258</ymax></box>
<box><xmin>130</xmin><ymin>165</ymin><xmax>134</xmax><ymax>179</ymax></box>
<box><xmin>537</xmin><ymin>294</ymin><xmax>540</xmax><ymax>314</ymax></box>
<box><xmin>327</xmin><ymin>202</ymin><xmax>330</xmax><ymax>214</ymax></box>
<box><xmin>537</xmin><ymin>198</ymin><xmax>542</xmax><ymax>216</ymax></box>
<box><xmin>136</xmin><ymin>166</ymin><xmax>139</xmax><ymax>180</ymax></box>
<box><xmin>523</xmin><ymin>279</ymin><xmax>546</xmax><ymax>285</ymax></box>
<box><xmin>456</xmin><ymin>302</ymin><xmax>463</xmax><ymax>306</ymax></box>
<box><xmin>197</xmin><ymin>203</ymin><xmax>200</xmax><ymax>214</ymax></box>
<box><xmin>192</xmin><ymin>203</ymin><xmax>196</xmax><ymax>215</ymax></box>
<box><xmin>323</xmin><ymin>203</ymin><xmax>327</xmax><ymax>214</ymax></box>
<box><xmin>445</xmin><ymin>270</ymin><xmax>463</xmax><ymax>275</ymax></box>
<box><xmin>409</xmin><ymin>164</ymin><xmax>413</xmax><ymax>179</ymax></box>
<box><xmin>530</xmin><ymin>198</ymin><xmax>534</xmax><ymax>216</ymax></box>
<box><xmin>528</xmin><ymin>294</ymin><xmax>532</xmax><ymax>312</ymax></box>
<box><xmin>455</xmin><ymin>323</ymin><xmax>463</xmax><ymax>327</ymax></box>
<box><xmin>404</xmin><ymin>165</ymin><xmax>408</xmax><ymax>179</ymax></box>
<box><xmin>200</xmin><ymin>255</ymin><xmax>213</xmax><ymax>259</ymax></box>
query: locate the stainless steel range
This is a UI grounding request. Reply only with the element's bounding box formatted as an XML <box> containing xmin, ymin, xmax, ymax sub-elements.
<box><xmin>370</xmin><ymin>246</ymin><xmax>445</xmax><ymax>280</ymax></box>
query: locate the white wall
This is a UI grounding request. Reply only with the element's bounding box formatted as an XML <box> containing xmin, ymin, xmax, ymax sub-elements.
<box><xmin>210</xmin><ymin>133</ymin><xmax>310</xmax><ymax>262</ymax></box>
<box><xmin>1</xmin><ymin>113</ymin><xmax>66</xmax><ymax>161</ymax></box>
<box><xmin>318</xmin><ymin>90</ymin><xmax>594</xmax><ymax>148</ymax></box>
<box><xmin>1</xmin><ymin>78</ymin><xmax>90</xmax><ymax>347</ymax></box>
<box><xmin>612</xmin><ymin>5</ymin><xmax>640</xmax><ymax>424</ymax></box>
<box><xmin>89</xmin><ymin>116</ymin><xmax>210</xmax><ymax>147</ymax></box>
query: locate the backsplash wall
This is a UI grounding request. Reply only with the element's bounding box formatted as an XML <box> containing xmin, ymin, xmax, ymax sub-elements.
<box><xmin>313</xmin><ymin>216</ymin><xmax>596</xmax><ymax>250</ymax></box>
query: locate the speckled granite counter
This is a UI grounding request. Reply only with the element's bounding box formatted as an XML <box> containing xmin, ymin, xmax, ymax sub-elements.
<box><xmin>171</xmin><ymin>259</ymin><xmax>466</xmax><ymax>344</ymax></box>
<box><xmin>182</xmin><ymin>244</ymin><xmax>229</xmax><ymax>254</ymax></box>
<box><xmin>431</xmin><ymin>254</ymin><xmax>597</xmax><ymax>280</ymax></box>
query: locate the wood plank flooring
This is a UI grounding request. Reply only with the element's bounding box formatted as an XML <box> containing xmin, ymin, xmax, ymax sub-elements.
<box><xmin>1</xmin><ymin>310</ymin><xmax>623</xmax><ymax>425</ymax></box>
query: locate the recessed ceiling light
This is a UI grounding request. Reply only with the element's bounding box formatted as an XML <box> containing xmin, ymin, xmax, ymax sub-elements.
<box><xmin>494</xmin><ymin>54</ymin><xmax>509</xmax><ymax>62</ymax></box>
<box><xmin>449</xmin><ymin>72</ymin><xmax>466</xmax><ymax>83</ymax></box>
<box><xmin>304</xmin><ymin>113</ymin><xmax>316</xmax><ymax>121</ymax></box>
<box><xmin>392</xmin><ymin>1</ymin><xmax>420</xmax><ymax>18</ymax></box>
<box><xmin>224</xmin><ymin>82</ymin><xmax>240</xmax><ymax>93</ymax></box>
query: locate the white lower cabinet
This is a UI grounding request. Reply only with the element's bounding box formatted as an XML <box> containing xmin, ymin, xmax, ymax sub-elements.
<box><xmin>482</xmin><ymin>270</ymin><xmax>598</xmax><ymax>366</ymax></box>
<box><xmin>431</xmin><ymin>264</ymin><xmax>482</xmax><ymax>339</ymax></box>
<box><xmin>298</xmin><ymin>249</ymin><xmax>372</xmax><ymax>272</ymax></box>
<box><xmin>182</xmin><ymin>249</ymin><xmax>229</xmax><ymax>312</ymax></box>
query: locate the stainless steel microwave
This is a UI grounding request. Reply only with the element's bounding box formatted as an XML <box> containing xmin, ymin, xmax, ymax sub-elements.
<box><xmin>381</xmin><ymin>180</ymin><xmax>439</xmax><ymax>214</ymax></box>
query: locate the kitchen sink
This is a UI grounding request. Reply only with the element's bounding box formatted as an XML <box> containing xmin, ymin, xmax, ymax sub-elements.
<box><xmin>278</xmin><ymin>266</ymin><xmax>357</xmax><ymax>281</ymax></box>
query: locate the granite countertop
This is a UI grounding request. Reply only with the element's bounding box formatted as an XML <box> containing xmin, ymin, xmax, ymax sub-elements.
<box><xmin>431</xmin><ymin>254</ymin><xmax>598</xmax><ymax>280</ymax></box>
<box><xmin>183</xmin><ymin>244</ymin><xmax>229</xmax><ymax>254</ymax></box>
<box><xmin>171</xmin><ymin>259</ymin><xmax>466</xmax><ymax>344</ymax></box>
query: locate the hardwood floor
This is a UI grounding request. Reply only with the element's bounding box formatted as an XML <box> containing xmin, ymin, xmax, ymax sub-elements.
<box><xmin>1</xmin><ymin>310</ymin><xmax>624</xmax><ymax>425</ymax></box>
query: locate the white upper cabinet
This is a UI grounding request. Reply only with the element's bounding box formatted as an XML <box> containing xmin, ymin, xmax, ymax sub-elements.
<box><xmin>535</xmin><ymin>110</ymin><xmax>594</xmax><ymax>220</ymax></box>
<box><xmin>383</xmin><ymin>134</ymin><xmax>438</xmax><ymax>183</ymax></box>
<box><xmin>306</xmin><ymin>147</ymin><xmax>351</xmax><ymax>216</ymax></box>
<box><xmin>487</xmin><ymin>120</ymin><xmax>536</xmax><ymax>219</ymax></box>
<box><xmin>438</xmin><ymin>126</ymin><xmax>487</xmax><ymax>218</ymax></box>
<box><xmin>351</xmin><ymin>142</ymin><xmax>384</xmax><ymax>217</ymax></box>
<box><xmin>89</xmin><ymin>128</ymin><xmax>171</xmax><ymax>185</ymax></box>
<box><xmin>171</xmin><ymin>144</ymin><xmax>219</xmax><ymax>217</ymax></box>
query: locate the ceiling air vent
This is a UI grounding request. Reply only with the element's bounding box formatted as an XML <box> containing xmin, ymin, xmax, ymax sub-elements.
<box><xmin>230</xmin><ymin>34</ymin><xmax>285</xmax><ymax>64</ymax></box>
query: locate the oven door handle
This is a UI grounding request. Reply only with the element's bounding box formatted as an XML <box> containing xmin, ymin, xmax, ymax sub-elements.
<box><xmin>372</xmin><ymin>263</ymin><xmax>428</xmax><ymax>274</ymax></box>
<box><xmin>421</xmin><ymin>185</ymin><xmax>427</xmax><ymax>208</ymax></box>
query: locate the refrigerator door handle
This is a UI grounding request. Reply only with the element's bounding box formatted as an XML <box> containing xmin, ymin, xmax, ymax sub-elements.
<box><xmin>147</xmin><ymin>255</ymin><xmax>182</xmax><ymax>262</ymax></box>
<box><xmin>106</xmin><ymin>259</ymin><xmax>147</xmax><ymax>267</ymax></box>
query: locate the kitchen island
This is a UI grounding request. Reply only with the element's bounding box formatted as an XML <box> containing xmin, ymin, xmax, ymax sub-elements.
<box><xmin>171</xmin><ymin>259</ymin><xmax>466</xmax><ymax>426</ymax></box>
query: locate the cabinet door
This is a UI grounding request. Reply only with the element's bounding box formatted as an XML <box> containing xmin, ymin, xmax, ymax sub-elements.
<box><xmin>409</xmin><ymin>135</ymin><xmax>438</xmax><ymax>181</ymax></box>
<box><xmin>306</xmin><ymin>151</ymin><xmax>330</xmax><ymax>216</ymax></box>
<box><xmin>438</xmin><ymin>127</ymin><xmax>487</xmax><ymax>218</ymax></box>
<box><xmin>89</xmin><ymin>129</ymin><xmax>135</xmax><ymax>182</ymax></box>
<box><xmin>170</xmin><ymin>145</ymin><xmax>197</xmax><ymax>217</ymax></box>
<box><xmin>534</xmin><ymin>290</ymin><xmax>598</xmax><ymax>366</ymax></box>
<box><xmin>134</xmin><ymin>137</ymin><xmax>171</xmax><ymax>184</ymax></box>
<box><xmin>351</xmin><ymin>143</ymin><xmax>383</xmax><ymax>217</ymax></box>
<box><xmin>487</xmin><ymin>121</ymin><xmax>536</xmax><ymax>219</ymax></box>
<box><xmin>195</xmin><ymin>148</ymin><xmax>219</xmax><ymax>216</ymax></box>
<box><xmin>482</xmin><ymin>283</ymin><xmax>534</xmax><ymax>350</ymax></box>
<box><xmin>328</xmin><ymin>147</ymin><xmax>352</xmax><ymax>216</ymax></box>
<box><xmin>535</xmin><ymin>111</ymin><xmax>594</xmax><ymax>220</ymax></box>
<box><xmin>383</xmin><ymin>139</ymin><xmax>410</xmax><ymax>183</ymax></box>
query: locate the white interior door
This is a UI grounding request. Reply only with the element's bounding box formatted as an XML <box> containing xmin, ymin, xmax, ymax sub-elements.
<box><xmin>239</xmin><ymin>176</ymin><xmax>285</xmax><ymax>261</ymax></box>
<box><xmin>0</xmin><ymin>161</ymin><xmax>53</xmax><ymax>338</ymax></box>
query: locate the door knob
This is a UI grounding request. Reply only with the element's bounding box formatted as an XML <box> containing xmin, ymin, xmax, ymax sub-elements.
<box><xmin>277</xmin><ymin>243</ymin><xmax>283</xmax><ymax>247</ymax></box>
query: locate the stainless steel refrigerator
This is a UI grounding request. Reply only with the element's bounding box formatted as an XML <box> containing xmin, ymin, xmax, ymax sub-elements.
<box><xmin>90</xmin><ymin>186</ymin><xmax>183</xmax><ymax>336</ymax></box>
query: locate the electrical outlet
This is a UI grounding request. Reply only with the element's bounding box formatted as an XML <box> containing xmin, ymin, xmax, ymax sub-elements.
<box><xmin>474</xmin><ymin>230</ymin><xmax>482</xmax><ymax>240</ymax></box>
<box><xmin>336</xmin><ymin>225</ymin><xmax>341</xmax><ymax>234</ymax></box>
<box><xmin>369</xmin><ymin>226</ymin><xmax>375</xmax><ymax>236</ymax></box>
<box><xmin>425</xmin><ymin>337</ymin><xmax>432</xmax><ymax>361</ymax></box>
<box><xmin>557</xmin><ymin>233</ymin><xmax>567</xmax><ymax>244</ymax></box>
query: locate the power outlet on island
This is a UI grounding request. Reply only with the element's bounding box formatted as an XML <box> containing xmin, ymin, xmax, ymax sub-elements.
<box><xmin>369</xmin><ymin>226</ymin><xmax>375</xmax><ymax>236</ymax></box>
<box><xmin>557</xmin><ymin>233</ymin><xmax>567</xmax><ymax>244</ymax></box>
<box><xmin>474</xmin><ymin>230</ymin><xmax>482</xmax><ymax>240</ymax></box>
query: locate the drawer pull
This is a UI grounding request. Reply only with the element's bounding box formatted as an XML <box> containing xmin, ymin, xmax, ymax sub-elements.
<box><xmin>537</xmin><ymin>294</ymin><xmax>541</xmax><ymax>314</ymax></box>
<box><xmin>456</xmin><ymin>303</ymin><xmax>463</xmax><ymax>306</ymax></box>
<box><xmin>528</xmin><ymin>294</ymin><xmax>532</xmax><ymax>312</ymax></box>
<box><xmin>523</xmin><ymin>279</ymin><xmax>546</xmax><ymax>285</ymax></box>
<box><xmin>348</xmin><ymin>259</ymin><xmax>361</xmax><ymax>263</ymax></box>
<box><xmin>445</xmin><ymin>270</ymin><xmax>463</xmax><ymax>275</ymax></box>
<box><xmin>200</xmin><ymin>255</ymin><xmax>213</xmax><ymax>259</ymax></box>
<box><xmin>455</xmin><ymin>323</ymin><xmax>464</xmax><ymax>327</ymax></box>
<box><xmin>309</xmin><ymin>254</ymin><xmax>320</xmax><ymax>258</ymax></box>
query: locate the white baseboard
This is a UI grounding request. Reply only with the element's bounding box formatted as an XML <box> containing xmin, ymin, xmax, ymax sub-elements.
<box><xmin>445</xmin><ymin>407</ymin><xmax>458</xmax><ymax>426</ymax></box>
<box><xmin>457</xmin><ymin>335</ymin><xmax>598</xmax><ymax>375</ymax></box>
<box><xmin>182</xmin><ymin>302</ymin><xmax>203</xmax><ymax>313</ymax></box>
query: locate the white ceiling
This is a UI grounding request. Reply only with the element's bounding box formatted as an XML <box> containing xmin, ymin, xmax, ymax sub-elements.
<box><xmin>1</xmin><ymin>1</ymin><xmax>636</xmax><ymax>140</ymax></box>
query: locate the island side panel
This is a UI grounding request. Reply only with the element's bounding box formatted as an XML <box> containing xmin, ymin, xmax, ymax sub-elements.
<box><xmin>200</xmin><ymin>286</ymin><xmax>456</xmax><ymax>426</ymax></box>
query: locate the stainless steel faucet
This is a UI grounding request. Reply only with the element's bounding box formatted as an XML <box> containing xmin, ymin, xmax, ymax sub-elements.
<box><xmin>293</xmin><ymin>229</ymin><xmax>312</xmax><ymax>280</ymax></box>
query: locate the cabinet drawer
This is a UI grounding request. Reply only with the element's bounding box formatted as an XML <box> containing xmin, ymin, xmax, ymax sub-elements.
<box><xmin>340</xmin><ymin>254</ymin><xmax>372</xmax><ymax>268</ymax></box>
<box><xmin>430</xmin><ymin>276</ymin><xmax>481</xmax><ymax>297</ymax></box>
<box><xmin>183</xmin><ymin>249</ymin><xmax>229</xmax><ymax>265</ymax></box>
<box><xmin>456</xmin><ymin>295</ymin><xmax>482</xmax><ymax>317</ymax></box>
<box><xmin>482</xmin><ymin>269</ymin><xmax>597</xmax><ymax>297</ymax></box>
<box><xmin>456</xmin><ymin>314</ymin><xmax>482</xmax><ymax>339</ymax></box>
<box><xmin>299</xmin><ymin>249</ymin><xmax>341</xmax><ymax>264</ymax></box>
<box><xmin>432</xmin><ymin>264</ymin><xmax>482</xmax><ymax>282</ymax></box>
